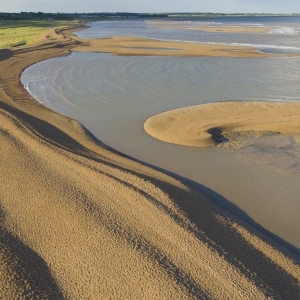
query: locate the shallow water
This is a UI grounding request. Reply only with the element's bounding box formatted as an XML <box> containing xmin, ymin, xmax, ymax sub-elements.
<box><xmin>238</xmin><ymin>134</ymin><xmax>300</xmax><ymax>174</ymax></box>
<box><xmin>21</xmin><ymin>18</ymin><xmax>300</xmax><ymax>254</ymax></box>
<box><xmin>75</xmin><ymin>17</ymin><xmax>300</xmax><ymax>54</ymax></box>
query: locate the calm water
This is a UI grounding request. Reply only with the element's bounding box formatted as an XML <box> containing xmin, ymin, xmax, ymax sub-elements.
<box><xmin>22</xmin><ymin>17</ymin><xmax>300</xmax><ymax>254</ymax></box>
<box><xmin>75</xmin><ymin>16</ymin><xmax>300</xmax><ymax>54</ymax></box>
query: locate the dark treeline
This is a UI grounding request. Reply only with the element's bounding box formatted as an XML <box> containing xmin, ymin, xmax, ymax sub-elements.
<box><xmin>1</xmin><ymin>11</ymin><xmax>299</xmax><ymax>21</ymax></box>
<box><xmin>0</xmin><ymin>12</ymin><xmax>168</xmax><ymax>21</ymax></box>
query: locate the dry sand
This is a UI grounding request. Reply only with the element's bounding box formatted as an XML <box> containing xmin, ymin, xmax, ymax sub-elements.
<box><xmin>0</xmin><ymin>24</ymin><xmax>300</xmax><ymax>299</ymax></box>
<box><xmin>144</xmin><ymin>101</ymin><xmax>300</xmax><ymax>147</ymax></box>
<box><xmin>73</xmin><ymin>36</ymin><xmax>273</xmax><ymax>58</ymax></box>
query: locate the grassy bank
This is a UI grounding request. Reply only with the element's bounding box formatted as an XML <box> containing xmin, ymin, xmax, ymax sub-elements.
<box><xmin>0</xmin><ymin>20</ymin><xmax>74</xmax><ymax>49</ymax></box>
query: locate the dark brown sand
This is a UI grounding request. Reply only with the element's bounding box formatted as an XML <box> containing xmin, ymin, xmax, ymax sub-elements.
<box><xmin>0</xmin><ymin>24</ymin><xmax>299</xmax><ymax>299</ymax></box>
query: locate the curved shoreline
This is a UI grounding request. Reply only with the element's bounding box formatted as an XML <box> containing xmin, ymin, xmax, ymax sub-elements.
<box><xmin>1</xmin><ymin>24</ymin><xmax>300</xmax><ymax>298</ymax></box>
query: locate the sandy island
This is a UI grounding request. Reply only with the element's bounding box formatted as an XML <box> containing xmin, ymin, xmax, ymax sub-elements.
<box><xmin>0</xmin><ymin>23</ymin><xmax>300</xmax><ymax>299</ymax></box>
<box><xmin>144</xmin><ymin>101</ymin><xmax>300</xmax><ymax>147</ymax></box>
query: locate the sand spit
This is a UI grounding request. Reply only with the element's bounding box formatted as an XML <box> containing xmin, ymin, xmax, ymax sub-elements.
<box><xmin>74</xmin><ymin>36</ymin><xmax>273</xmax><ymax>58</ymax></box>
<box><xmin>145</xmin><ymin>20</ymin><xmax>271</xmax><ymax>33</ymax></box>
<box><xmin>152</xmin><ymin>25</ymin><xmax>271</xmax><ymax>33</ymax></box>
<box><xmin>0</xmin><ymin>24</ymin><xmax>300</xmax><ymax>299</ymax></box>
<box><xmin>144</xmin><ymin>101</ymin><xmax>300</xmax><ymax>147</ymax></box>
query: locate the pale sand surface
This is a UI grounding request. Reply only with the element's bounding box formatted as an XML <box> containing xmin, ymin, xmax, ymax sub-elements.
<box><xmin>73</xmin><ymin>36</ymin><xmax>273</xmax><ymax>58</ymax></box>
<box><xmin>144</xmin><ymin>101</ymin><xmax>300</xmax><ymax>147</ymax></box>
<box><xmin>152</xmin><ymin>25</ymin><xmax>271</xmax><ymax>33</ymax></box>
<box><xmin>0</xmin><ymin>25</ymin><xmax>300</xmax><ymax>299</ymax></box>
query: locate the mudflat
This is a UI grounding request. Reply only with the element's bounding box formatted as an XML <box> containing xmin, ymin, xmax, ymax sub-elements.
<box><xmin>0</xmin><ymin>24</ymin><xmax>299</xmax><ymax>299</ymax></box>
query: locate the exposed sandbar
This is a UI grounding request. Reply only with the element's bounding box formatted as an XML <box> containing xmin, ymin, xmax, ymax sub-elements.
<box><xmin>0</xmin><ymin>25</ymin><xmax>299</xmax><ymax>299</ymax></box>
<box><xmin>144</xmin><ymin>101</ymin><xmax>300</xmax><ymax>147</ymax></box>
<box><xmin>74</xmin><ymin>36</ymin><xmax>273</xmax><ymax>58</ymax></box>
<box><xmin>145</xmin><ymin>20</ymin><xmax>271</xmax><ymax>33</ymax></box>
<box><xmin>152</xmin><ymin>25</ymin><xmax>271</xmax><ymax>33</ymax></box>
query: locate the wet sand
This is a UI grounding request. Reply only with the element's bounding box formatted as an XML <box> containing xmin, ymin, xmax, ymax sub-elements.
<box><xmin>0</xmin><ymin>24</ymin><xmax>300</xmax><ymax>299</ymax></box>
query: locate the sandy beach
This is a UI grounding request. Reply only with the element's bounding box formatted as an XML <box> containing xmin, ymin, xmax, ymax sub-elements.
<box><xmin>1</xmin><ymin>23</ymin><xmax>300</xmax><ymax>299</ymax></box>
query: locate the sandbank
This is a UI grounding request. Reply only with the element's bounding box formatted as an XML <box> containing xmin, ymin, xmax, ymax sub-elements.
<box><xmin>144</xmin><ymin>101</ymin><xmax>300</xmax><ymax>147</ymax></box>
<box><xmin>0</xmin><ymin>23</ymin><xmax>299</xmax><ymax>299</ymax></box>
<box><xmin>152</xmin><ymin>25</ymin><xmax>271</xmax><ymax>33</ymax></box>
<box><xmin>74</xmin><ymin>36</ymin><xmax>273</xmax><ymax>58</ymax></box>
<box><xmin>146</xmin><ymin>20</ymin><xmax>271</xmax><ymax>33</ymax></box>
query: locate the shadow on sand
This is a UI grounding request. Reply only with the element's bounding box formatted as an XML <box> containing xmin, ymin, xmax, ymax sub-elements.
<box><xmin>0</xmin><ymin>208</ymin><xmax>63</xmax><ymax>299</ymax></box>
<box><xmin>1</xmin><ymin>99</ymin><xmax>299</xmax><ymax>298</ymax></box>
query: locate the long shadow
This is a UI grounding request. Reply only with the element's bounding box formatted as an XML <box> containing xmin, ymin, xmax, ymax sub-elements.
<box><xmin>88</xmin><ymin>155</ymin><xmax>300</xmax><ymax>299</ymax></box>
<box><xmin>143</xmin><ymin>161</ymin><xmax>300</xmax><ymax>256</ymax></box>
<box><xmin>1</xmin><ymin>100</ymin><xmax>300</xmax><ymax>298</ymax></box>
<box><xmin>71</xmin><ymin>143</ymin><xmax>300</xmax><ymax>297</ymax></box>
<box><xmin>0</xmin><ymin>209</ymin><xmax>63</xmax><ymax>299</ymax></box>
<box><xmin>0</xmin><ymin>100</ymin><xmax>92</xmax><ymax>155</ymax></box>
<box><xmin>71</xmin><ymin>189</ymin><xmax>211</xmax><ymax>299</ymax></box>
<box><xmin>0</xmin><ymin>49</ymin><xmax>14</xmax><ymax>61</ymax></box>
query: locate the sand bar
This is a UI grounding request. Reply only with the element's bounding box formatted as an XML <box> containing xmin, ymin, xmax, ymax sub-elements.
<box><xmin>0</xmin><ymin>24</ymin><xmax>300</xmax><ymax>298</ymax></box>
<box><xmin>152</xmin><ymin>25</ymin><xmax>271</xmax><ymax>33</ymax></box>
<box><xmin>146</xmin><ymin>20</ymin><xmax>271</xmax><ymax>33</ymax></box>
<box><xmin>74</xmin><ymin>35</ymin><xmax>274</xmax><ymax>57</ymax></box>
<box><xmin>144</xmin><ymin>101</ymin><xmax>300</xmax><ymax>147</ymax></box>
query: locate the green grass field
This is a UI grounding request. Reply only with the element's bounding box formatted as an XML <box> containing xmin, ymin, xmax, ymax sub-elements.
<box><xmin>0</xmin><ymin>20</ymin><xmax>75</xmax><ymax>49</ymax></box>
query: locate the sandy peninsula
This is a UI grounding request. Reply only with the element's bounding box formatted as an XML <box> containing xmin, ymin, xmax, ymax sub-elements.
<box><xmin>0</xmin><ymin>24</ymin><xmax>300</xmax><ymax>299</ymax></box>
